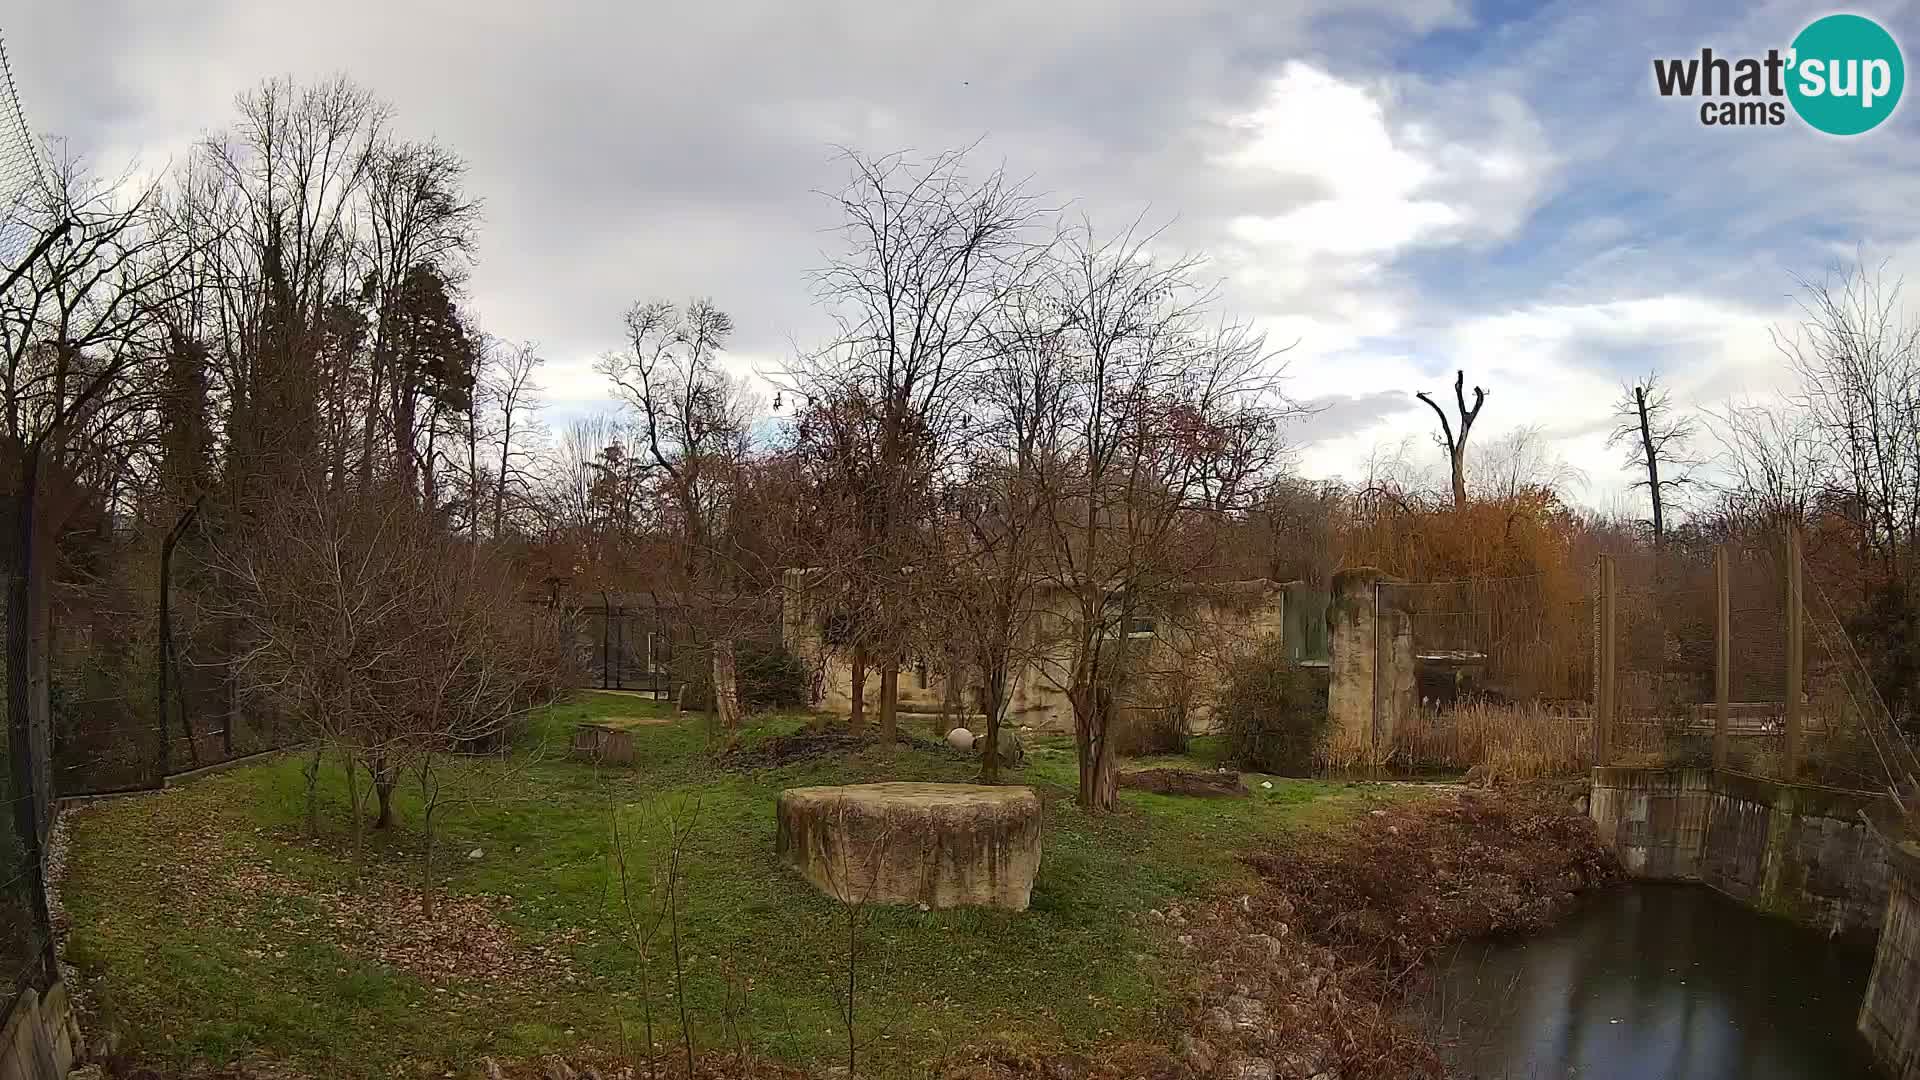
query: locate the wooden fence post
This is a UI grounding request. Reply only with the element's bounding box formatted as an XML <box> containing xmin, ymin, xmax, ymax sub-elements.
<box><xmin>1785</xmin><ymin>525</ymin><xmax>1805</xmax><ymax>780</ymax></box>
<box><xmin>1597</xmin><ymin>555</ymin><xmax>1616</xmax><ymax>769</ymax></box>
<box><xmin>1715</xmin><ymin>544</ymin><xmax>1731</xmax><ymax>771</ymax></box>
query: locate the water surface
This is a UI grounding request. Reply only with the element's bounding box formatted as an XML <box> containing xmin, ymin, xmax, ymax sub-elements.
<box><xmin>1414</xmin><ymin>884</ymin><xmax>1879</xmax><ymax>1079</ymax></box>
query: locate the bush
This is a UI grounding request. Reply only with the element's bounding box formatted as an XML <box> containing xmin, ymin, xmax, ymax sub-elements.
<box><xmin>1217</xmin><ymin>647</ymin><xmax>1329</xmax><ymax>776</ymax></box>
<box><xmin>1115</xmin><ymin>672</ymin><xmax>1195</xmax><ymax>757</ymax></box>
<box><xmin>737</xmin><ymin>639</ymin><xmax>807</xmax><ymax>712</ymax></box>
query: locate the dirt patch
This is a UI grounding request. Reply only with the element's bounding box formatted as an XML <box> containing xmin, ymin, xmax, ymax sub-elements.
<box><xmin>1155</xmin><ymin>784</ymin><xmax>1621</xmax><ymax>1080</ymax></box>
<box><xmin>1118</xmin><ymin>768</ymin><xmax>1247</xmax><ymax>798</ymax></box>
<box><xmin>716</xmin><ymin>727</ymin><xmax>945</xmax><ymax>770</ymax></box>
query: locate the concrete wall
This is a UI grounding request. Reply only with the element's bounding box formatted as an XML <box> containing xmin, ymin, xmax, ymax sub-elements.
<box><xmin>1861</xmin><ymin>839</ymin><xmax>1920</xmax><ymax>1079</ymax></box>
<box><xmin>1590</xmin><ymin>766</ymin><xmax>1891</xmax><ymax>935</ymax></box>
<box><xmin>1325</xmin><ymin>568</ymin><xmax>1414</xmax><ymax>767</ymax></box>
<box><xmin>0</xmin><ymin>981</ymin><xmax>79</xmax><ymax>1080</ymax></box>
<box><xmin>781</xmin><ymin>570</ymin><xmax>1289</xmax><ymax>734</ymax></box>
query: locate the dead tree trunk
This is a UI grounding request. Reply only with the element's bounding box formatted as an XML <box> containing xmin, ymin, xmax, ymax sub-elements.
<box><xmin>1416</xmin><ymin>370</ymin><xmax>1487</xmax><ymax>509</ymax></box>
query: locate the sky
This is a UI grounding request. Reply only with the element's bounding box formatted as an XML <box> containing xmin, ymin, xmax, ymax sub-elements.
<box><xmin>8</xmin><ymin>0</ymin><xmax>1920</xmax><ymax>508</ymax></box>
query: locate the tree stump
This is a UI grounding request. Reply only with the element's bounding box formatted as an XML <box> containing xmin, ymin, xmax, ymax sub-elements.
<box><xmin>775</xmin><ymin>782</ymin><xmax>1042</xmax><ymax>911</ymax></box>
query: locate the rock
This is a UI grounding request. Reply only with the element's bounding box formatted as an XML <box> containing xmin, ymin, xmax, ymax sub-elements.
<box><xmin>1179</xmin><ymin>1034</ymin><xmax>1217</xmax><ymax>1074</ymax></box>
<box><xmin>776</xmin><ymin>782</ymin><xmax>1043</xmax><ymax>910</ymax></box>
<box><xmin>1228</xmin><ymin>1056</ymin><xmax>1276</xmax><ymax>1080</ymax></box>
<box><xmin>1244</xmin><ymin>932</ymin><xmax>1286</xmax><ymax>962</ymax></box>
<box><xmin>978</xmin><ymin>728</ymin><xmax>1026</xmax><ymax>768</ymax></box>
<box><xmin>479</xmin><ymin>1058</ymin><xmax>505</xmax><ymax>1080</ymax></box>
<box><xmin>946</xmin><ymin>727</ymin><xmax>976</xmax><ymax>750</ymax></box>
<box><xmin>1224</xmin><ymin>993</ymin><xmax>1267</xmax><ymax>1031</ymax></box>
<box><xmin>544</xmin><ymin>1061</ymin><xmax>578</xmax><ymax>1080</ymax></box>
<box><xmin>1202</xmin><ymin>1006</ymin><xmax>1235</xmax><ymax>1035</ymax></box>
<box><xmin>468</xmin><ymin>848</ymin><xmax>484</xmax><ymax>861</ymax></box>
<box><xmin>65</xmin><ymin>1068</ymin><xmax>104</xmax><ymax>1080</ymax></box>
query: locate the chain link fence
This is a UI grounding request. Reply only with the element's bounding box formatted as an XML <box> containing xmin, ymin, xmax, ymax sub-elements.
<box><xmin>1379</xmin><ymin>574</ymin><xmax>1595</xmax><ymax>778</ymax></box>
<box><xmin>1595</xmin><ymin>530</ymin><xmax>1920</xmax><ymax>793</ymax></box>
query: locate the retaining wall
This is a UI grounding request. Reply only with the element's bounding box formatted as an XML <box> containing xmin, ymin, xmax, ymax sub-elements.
<box><xmin>0</xmin><ymin>981</ymin><xmax>78</xmax><ymax>1080</ymax></box>
<box><xmin>1589</xmin><ymin>766</ymin><xmax>1890</xmax><ymax>934</ymax></box>
<box><xmin>1861</xmin><ymin>840</ymin><xmax>1920</xmax><ymax>1079</ymax></box>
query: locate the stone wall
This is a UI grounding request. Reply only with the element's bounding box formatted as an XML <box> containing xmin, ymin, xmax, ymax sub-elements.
<box><xmin>1590</xmin><ymin>766</ymin><xmax>1891</xmax><ymax>934</ymax></box>
<box><xmin>1861</xmin><ymin>839</ymin><xmax>1920</xmax><ymax>1079</ymax></box>
<box><xmin>781</xmin><ymin>569</ymin><xmax>1290</xmax><ymax>734</ymax></box>
<box><xmin>1325</xmin><ymin>568</ymin><xmax>1414</xmax><ymax>768</ymax></box>
<box><xmin>0</xmin><ymin>980</ymin><xmax>79</xmax><ymax>1080</ymax></box>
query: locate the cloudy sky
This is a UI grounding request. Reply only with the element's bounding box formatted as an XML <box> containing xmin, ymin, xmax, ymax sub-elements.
<box><xmin>10</xmin><ymin>0</ymin><xmax>1920</xmax><ymax>507</ymax></box>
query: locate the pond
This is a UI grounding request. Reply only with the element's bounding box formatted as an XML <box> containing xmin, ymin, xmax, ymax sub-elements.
<box><xmin>1411</xmin><ymin>884</ymin><xmax>1881</xmax><ymax>1079</ymax></box>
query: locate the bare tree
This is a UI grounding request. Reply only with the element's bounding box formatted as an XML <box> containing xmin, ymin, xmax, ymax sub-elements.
<box><xmin>1034</xmin><ymin>220</ymin><xmax>1293</xmax><ymax>810</ymax></box>
<box><xmin>794</xmin><ymin>147</ymin><xmax>1050</xmax><ymax>742</ymax></box>
<box><xmin>2</xmin><ymin>153</ymin><xmax>188</xmax><ymax>836</ymax></box>
<box><xmin>1416</xmin><ymin>369</ymin><xmax>1487</xmax><ymax>508</ymax></box>
<box><xmin>1607</xmin><ymin>374</ymin><xmax>1696</xmax><ymax>543</ymax></box>
<box><xmin>598</xmin><ymin>299</ymin><xmax>757</xmax><ymax>730</ymax></box>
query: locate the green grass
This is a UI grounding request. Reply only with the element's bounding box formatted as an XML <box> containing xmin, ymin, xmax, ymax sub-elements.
<box><xmin>61</xmin><ymin>693</ymin><xmax>1395</xmax><ymax>1079</ymax></box>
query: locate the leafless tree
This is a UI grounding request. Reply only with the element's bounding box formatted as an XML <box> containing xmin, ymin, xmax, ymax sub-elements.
<box><xmin>1033</xmin><ymin>220</ymin><xmax>1294</xmax><ymax>810</ymax></box>
<box><xmin>1416</xmin><ymin>369</ymin><xmax>1487</xmax><ymax>508</ymax></box>
<box><xmin>2</xmin><ymin>152</ymin><xmax>188</xmax><ymax>835</ymax></box>
<box><xmin>598</xmin><ymin>299</ymin><xmax>758</xmax><ymax>729</ymax></box>
<box><xmin>792</xmin><ymin>147</ymin><xmax>1051</xmax><ymax>742</ymax></box>
<box><xmin>1607</xmin><ymin>374</ymin><xmax>1696</xmax><ymax>543</ymax></box>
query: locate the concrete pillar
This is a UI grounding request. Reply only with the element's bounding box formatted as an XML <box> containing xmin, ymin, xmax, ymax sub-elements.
<box><xmin>1327</xmin><ymin>567</ymin><xmax>1414</xmax><ymax>769</ymax></box>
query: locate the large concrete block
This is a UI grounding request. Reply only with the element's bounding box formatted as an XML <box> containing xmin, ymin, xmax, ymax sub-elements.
<box><xmin>776</xmin><ymin>782</ymin><xmax>1042</xmax><ymax>911</ymax></box>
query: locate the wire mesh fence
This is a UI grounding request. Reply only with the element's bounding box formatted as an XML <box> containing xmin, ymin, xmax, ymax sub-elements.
<box><xmin>0</xmin><ymin>31</ymin><xmax>50</xmax><ymax>270</ymax></box>
<box><xmin>1592</xmin><ymin>530</ymin><xmax>1920</xmax><ymax>794</ymax></box>
<box><xmin>1378</xmin><ymin>574</ymin><xmax>1595</xmax><ymax>778</ymax></box>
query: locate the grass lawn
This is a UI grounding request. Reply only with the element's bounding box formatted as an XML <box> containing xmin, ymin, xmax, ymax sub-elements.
<box><xmin>59</xmin><ymin>692</ymin><xmax>1398</xmax><ymax>1079</ymax></box>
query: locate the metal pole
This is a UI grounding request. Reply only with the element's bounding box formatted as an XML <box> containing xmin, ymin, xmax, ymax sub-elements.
<box><xmin>1785</xmin><ymin>525</ymin><xmax>1805</xmax><ymax>780</ymax></box>
<box><xmin>1714</xmin><ymin>544</ymin><xmax>1731</xmax><ymax>771</ymax></box>
<box><xmin>1597</xmin><ymin>555</ymin><xmax>1617</xmax><ymax>768</ymax></box>
<box><xmin>1370</xmin><ymin>579</ymin><xmax>1381</xmax><ymax>770</ymax></box>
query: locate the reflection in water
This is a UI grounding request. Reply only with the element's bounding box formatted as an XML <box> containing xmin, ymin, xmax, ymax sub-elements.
<box><xmin>1413</xmin><ymin>885</ymin><xmax>1879</xmax><ymax>1080</ymax></box>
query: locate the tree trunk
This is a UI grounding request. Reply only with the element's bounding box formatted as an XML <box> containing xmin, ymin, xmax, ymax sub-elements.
<box><xmin>939</xmin><ymin>665</ymin><xmax>960</xmax><ymax>738</ymax></box>
<box><xmin>849</xmin><ymin>645</ymin><xmax>869</xmax><ymax>736</ymax></box>
<box><xmin>1450</xmin><ymin>446</ymin><xmax>1468</xmax><ymax>509</ymax></box>
<box><xmin>1072</xmin><ymin>684</ymin><xmax>1118</xmax><ymax>811</ymax></box>
<box><xmin>372</xmin><ymin>754</ymin><xmax>398</xmax><ymax>830</ymax></box>
<box><xmin>303</xmin><ymin>744</ymin><xmax>323</xmax><ymax>839</ymax></box>
<box><xmin>1636</xmin><ymin>386</ymin><xmax>1665</xmax><ymax>545</ymax></box>
<box><xmin>981</xmin><ymin>659</ymin><xmax>1008</xmax><ymax>784</ymax></box>
<box><xmin>711</xmin><ymin>637</ymin><xmax>743</xmax><ymax>731</ymax></box>
<box><xmin>878</xmin><ymin>664</ymin><xmax>898</xmax><ymax>743</ymax></box>
<box><xmin>421</xmin><ymin>799</ymin><xmax>437</xmax><ymax>919</ymax></box>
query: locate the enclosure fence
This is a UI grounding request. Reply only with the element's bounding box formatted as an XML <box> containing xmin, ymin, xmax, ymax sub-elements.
<box><xmin>1594</xmin><ymin>528</ymin><xmax>1920</xmax><ymax>794</ymax></box>
<box><xmin>1378</xmin><ymin>573</ymin><xmax>1594</xmax><ymax>778</ymax></box>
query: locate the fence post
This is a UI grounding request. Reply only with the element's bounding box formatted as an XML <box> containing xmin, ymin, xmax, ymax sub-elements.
<box><xmin>1714</xmin><ymin>544</ymin><xmax>1731</xmax><ymax>771</ymax></box>
<box><xmin>1596</xmin><ymin>555</ymin><xmax>1616</xmax><ymax>768</ymax></box>
<box><xmin>1785</xmin><ymin>525</ymin><xmax>1805</xmax><ymax>780</ymax></box>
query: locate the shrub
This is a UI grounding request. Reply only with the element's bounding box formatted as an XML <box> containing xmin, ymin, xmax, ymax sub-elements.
<box><xmin>1115</xmin><ymin>672</ymin><xmax>1195</xmax><ymax>757</ymax></box>
<box><xmin>1217</xmin><ymin>647</ymin><xmax>1329</xmax><ymax>776</ymax></box>
<box><xmin>737</xmin><ymin>639</ymin><xmax>807</xmax><ymax>712</ymax></box>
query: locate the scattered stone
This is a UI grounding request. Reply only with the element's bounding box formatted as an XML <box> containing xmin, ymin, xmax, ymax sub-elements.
<box><xmin>468</xmin><ymin>848</ymin><xmax>484</xmax><ymax>861</ymax></box>
<box><xmin>1179</xmin><ymin>1034</ymin><xmax>1217</xmax><ymax>1074</ymax></box>
<box><xmin>1244</xmin><ymin>932</ymin><xmax>1286</xmax><ymax>962</ymax></box>
<box><xmin>1227</xmin><ymin>1055</ymin><xmax>1276</xmax><ymax>1080</ymax></box>
<box><xmin>1224</xmin><ymin>993</ymin><xmax>1267</xmax><ymax>1031</ymax></box>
